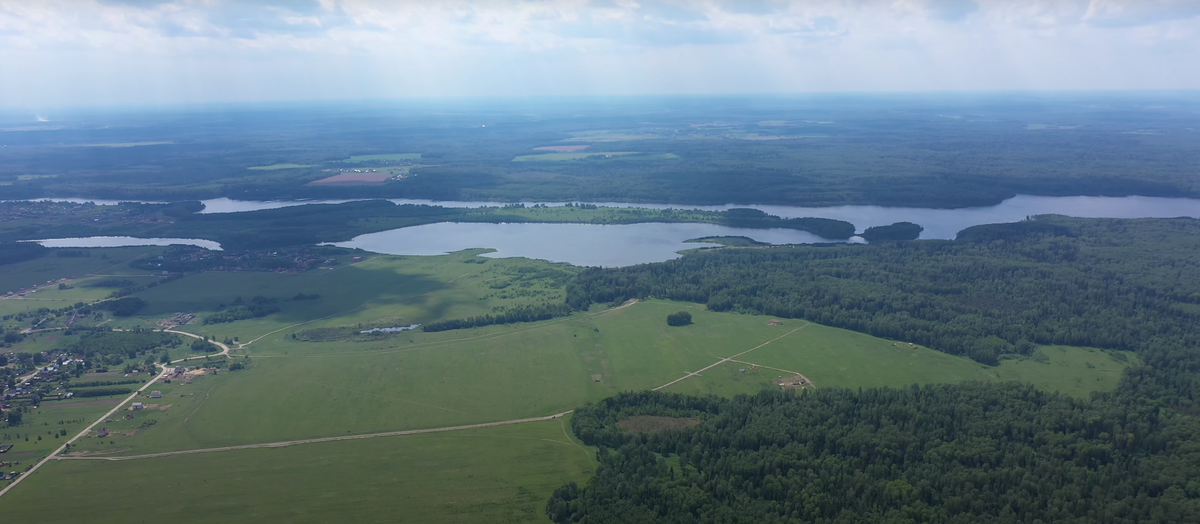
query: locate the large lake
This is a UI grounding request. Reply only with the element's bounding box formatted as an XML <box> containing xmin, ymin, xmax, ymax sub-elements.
<box><xmin>329</xmin><ymin>222</ymin><xmax>850</xmax><ymax>267</ymax></box>
<box><xmin>29</xmin><ymin>195</ymin><xmax>1200</xmax><ymax>239</ymax></box>
<box><xmin>16</xmin><ymin>194</ymin><xmax>1200</xmax><ymax>267</ymax></box>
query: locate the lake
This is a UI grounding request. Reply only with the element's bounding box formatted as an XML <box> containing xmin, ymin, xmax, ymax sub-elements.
<box><xmin>331</xmin><ymin>222</ymin><xmax>848</xmax><ymax>267</ymax></box>
<box><xmin>25</xmin><ymin>195</ymin><xmax>1200</xmax><ymax>239</ymax></box>
<box><xmin>29</xmin><ymin>236</ymin><xmax>222</xmax><ymax>250</ymax></box>
<box><xmin>15</xmin><ymin>194</ymin><xmax>1200</xmax><ymax>267</ymax></box>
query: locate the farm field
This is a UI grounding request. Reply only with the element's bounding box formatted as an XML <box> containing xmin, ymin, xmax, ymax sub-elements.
<box><xmin>0</xmin><ymin>419</ymin><xmax>594</xmax><ymax>524</ymax></box>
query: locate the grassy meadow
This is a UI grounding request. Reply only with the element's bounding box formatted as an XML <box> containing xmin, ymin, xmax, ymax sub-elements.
<box><xmin>0</xmin><ymin>419</ymin><xmax>594</xmax><ymax>524</ymax></box>
<box><xmin>0</xmin><ymin>248</ymin><xmax>1139</xmax><ymax>521</ymax></box>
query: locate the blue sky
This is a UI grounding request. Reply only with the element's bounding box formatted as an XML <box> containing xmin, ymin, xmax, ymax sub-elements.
<box><xmin>1</xmin><ymin>0</ymin><xmax>1199</xmax><ymax>107</ymax></box>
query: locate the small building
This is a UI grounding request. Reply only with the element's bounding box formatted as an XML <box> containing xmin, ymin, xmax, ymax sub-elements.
<box><xmin>97</xmin><ymin>428</ymin><xmax>109</xmax><ymax>438</ymax></box>
<box><xmin>149</xmin><ymin>391</ymin><xmax>162</xmax><ymax>399</ymax></box>
<box><xmin>131</xmin><ymin>402</ymin><xmax>144</xmax><ymax>410</ymax></box>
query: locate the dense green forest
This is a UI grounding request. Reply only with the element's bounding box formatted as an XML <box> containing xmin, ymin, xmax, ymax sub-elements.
<box><xmin>551</xmin><ymin>339</ymin><xmax>1200</xmax><ymax>524</ymax></box>
<box><xmin>566</xmin><ymin>215</ymin><xmax>1200</xmax><ymax>364</ymax></box>
<box><xmin>2</xmin><ymin>95</ymin><xmax>1197</xmax><ymax>208</ymax></box>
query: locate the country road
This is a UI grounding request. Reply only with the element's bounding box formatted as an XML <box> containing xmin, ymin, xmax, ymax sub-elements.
<box><xmin>56</xmin><ymin>411</ymin><xmax>576</xmax><ymax>462</ymax></box>
<box><xmin>0</xmin><ymin>303</ymin><xmax>811</xmax><ymax>500</ymax></box>
<box><xmin>0</xmin><ymin>329</ymin><xmax>230</xmax><ymax>499</ymax></box>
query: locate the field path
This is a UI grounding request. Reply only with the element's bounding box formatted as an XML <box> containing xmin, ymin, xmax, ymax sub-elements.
<box><xmin>653</xmin><ymin>325</ymin><xmax>807</xmax><ymax>391</ymax></box>
<box><xmin>54</xmin><ymin>411</ymin><xmax>575</xmax><ymax>462</ymax></box>
<box><xmin>0</xmin><ymin>332</ymin><xmax>228</xmax><ymax>499</ymax></box>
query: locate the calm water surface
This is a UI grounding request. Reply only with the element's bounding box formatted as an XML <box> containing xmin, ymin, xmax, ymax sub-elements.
<box><xmin>30</xmin><ymin>236</ymin><xmax>222</xmax><ymax>250</ymax></box>
<box><xmin>331</xmin><ymin>222</ymin><xmax>846</xmax><ymax>267</ymax></box>
<box><xmin>28</xmin><ymin>195</ymin><xmax>1200</xmax><ymax>239</ymax></box>
<box><xmin>16</xmin><ymin>195</ymin><xmax>1200</xmax><ymax>267</ymax></box>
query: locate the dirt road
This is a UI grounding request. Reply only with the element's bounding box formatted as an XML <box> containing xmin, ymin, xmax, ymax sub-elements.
<box><xmin>56</xmin><ymin>411</ymin><xmax>575</xmax><ymax>462</ymax></box>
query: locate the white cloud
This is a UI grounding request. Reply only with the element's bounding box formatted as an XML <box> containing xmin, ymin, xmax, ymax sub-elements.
<box><xmin>0</xmin><ymin>0</ymin><xmax>1197</xmax><ymax>106</ymax></box>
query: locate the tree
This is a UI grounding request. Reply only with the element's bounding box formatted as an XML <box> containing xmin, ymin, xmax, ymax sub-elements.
<box><xmin>666</xmin><ymin>311</ymin><xmax>692</xmax><ymax>326</ymax></box>
<box><xmin>5</xmin><ymin>411</ymin><xmax>21</xmax><ymax>426</ymax></box>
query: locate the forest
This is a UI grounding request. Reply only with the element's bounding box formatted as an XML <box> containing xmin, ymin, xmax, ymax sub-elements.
<box><xmin>549</xmin><ymin>336</ymin><xmax>1200</xmax><ymax>524</ymax></box>
<box><xmin>566</xmin><ymin>215</ymin><xmax>1200</xmax><ymax>364</ymax></box>
<box><xmin>2</xmin><ymin>95</ymin><xmax>1198</xmax><ymax>209</ymax></box>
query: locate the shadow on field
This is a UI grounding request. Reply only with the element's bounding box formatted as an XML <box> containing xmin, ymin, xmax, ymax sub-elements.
<box><xmin>132</xmin><ymin>261</ymin><xmax>461</xmax><ymax>325</ymax></box>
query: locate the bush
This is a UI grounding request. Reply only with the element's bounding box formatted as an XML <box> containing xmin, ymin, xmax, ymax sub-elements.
<box><xmin>666</xmin><ymin>311</ymin><xmax>692</xmax><ymax>326</ymax></box>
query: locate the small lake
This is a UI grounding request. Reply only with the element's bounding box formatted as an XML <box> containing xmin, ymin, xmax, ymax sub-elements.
<box><xmin>331</xmin><ymin>222</ymin><xmax>848</xmax><ymax>267</ymax></box>
<box><xmin>29</xmin><ymin>236</ymin><xmax>222</xmax><ymax>250</ymax></box>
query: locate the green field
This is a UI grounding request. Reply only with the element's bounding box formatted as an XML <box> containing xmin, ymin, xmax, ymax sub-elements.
<box><xmin>0</xmin><ymin>250</ymin><xmax>1138</xmax><ymax>520</ymax></box>
<box><xmin>248</xmin><ymin>163</ymin><xmax>316</xmax><ymax>170</ymax></box>
<box><xmin>0</xmin><ymin>419</ymin><xmax>594</xmax><ymax>524</ymax></box>
<box><xmin>338</xmin><ymin>153</ymin><xmax>421</xmax><ymax>162</ymax></box>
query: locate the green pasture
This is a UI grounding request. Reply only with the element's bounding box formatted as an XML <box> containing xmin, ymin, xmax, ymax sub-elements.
<box><xmin>337</xmin><ymin>153</ymin><xmax>421</xmax><ymax>162</ymax></box>
<box><xmin>62</xmin><ymin>293</ymin><xmax>1132</xmax><ymax>456</ymax></box>
<box><xmin>663</xmin><ymin>317</ymin><xmax>1136</xmax><ymax>399</ymax></box>
<box><xmin>0</xmin><ymin>419</ymin><xmax>594</xmax><ymax>524</ymax></box>
<box><xmin>0</xmin><ymin>395</ymin><xmax>134</xmax><ymax>464</ymax></box>
<box><xmin>248</xmin><ymin>164</ymin><xmax>316</xmax><ymax>170</ymax></box>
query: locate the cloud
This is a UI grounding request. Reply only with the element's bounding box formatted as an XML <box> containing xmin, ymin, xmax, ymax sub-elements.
<box><xmin>1084</xmin><ymin>0</ymin><xmax>1200</xmax><ymax>27</ymax></box>
<box><xmin>0</xmin><ymin>0</ymin><xmax>1198</xmax><ymax>106</ymax></box>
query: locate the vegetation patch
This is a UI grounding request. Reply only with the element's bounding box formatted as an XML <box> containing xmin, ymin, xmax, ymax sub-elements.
<box><xmin>615</xmin><ymin>415</ymin><xmax>700</xmax><ymax>433</ymax></box>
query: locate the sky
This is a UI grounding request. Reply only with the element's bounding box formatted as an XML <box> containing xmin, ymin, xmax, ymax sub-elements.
<box><xmin>1</xmin><ymin>0</ymin><xmax>1199</xmax><ymax>107</ymax></box>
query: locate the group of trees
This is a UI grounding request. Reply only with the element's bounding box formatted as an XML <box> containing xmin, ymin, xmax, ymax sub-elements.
<box><xmin>203</xmin><ymin>296</ymin><xmax>281</xmax><ymax>324</ymax></box>
<box><xmin>422</xmin><ymin>303</ymin><xmax>572</xmax><ymax>332</ymax></box>
<box><xmin>566</xmin><ymin>216</ymin><xmax>1200</xmax><ymax>364</ymax></box>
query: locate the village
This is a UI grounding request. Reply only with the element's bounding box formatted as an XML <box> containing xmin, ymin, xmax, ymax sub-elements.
<box><xmin>130</xmin><ymin>245</ymin><xmax>346</xmax><ymax>274</ymax></box>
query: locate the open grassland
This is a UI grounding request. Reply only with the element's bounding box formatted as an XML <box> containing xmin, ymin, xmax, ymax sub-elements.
<box><xmin>338</xmin><ymin>153</ymin><xmax>421</xmax><ymax>162</ymax></box>
<box><xmin>0</xmin><ymin>253</ymin><xmax>1137</xmax><ymax>521</ymax></box>
<box><xmin>58</xmin><ymin>292</ymin><xmax>1132</xmax><ymax>456</ymax></box>
<box><xmin>0</xmin><ymin>419</ymin><xmax>594</xmax><ymax>524</ymax></box>
<box><xmin>248</xmin><ymin>163</ymin><xmax>316</xmax><ymax>170</ymax></box>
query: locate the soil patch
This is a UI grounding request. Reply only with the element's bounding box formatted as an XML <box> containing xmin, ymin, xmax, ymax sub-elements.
<box><xmin>617</xmin><ymin>415</ymin><xmax>701</xmax><ymax>433</ymax></box>
<box><xmin>774</xmin><ymin>374</ymin><xmax>813</xmax><ymax>389</ymax></box>
<box><xmin>533</xmin><ymin>145</ymin><xmax>589</xmax><ymax>152</ymax></box>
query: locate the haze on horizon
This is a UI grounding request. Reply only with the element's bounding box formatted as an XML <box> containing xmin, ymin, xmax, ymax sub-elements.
<box><xmin>1</xmin><ymin>0</ymin><xmax>1199</xmax><ymax>111</ymax></box>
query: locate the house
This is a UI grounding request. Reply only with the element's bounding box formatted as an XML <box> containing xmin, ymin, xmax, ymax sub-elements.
<box><xmin>131</xmin><ymin>402</ymin><xmax>144</xmax><ymax>410</ymax></box>
<box><xmin>149</xmin><ymin>391</ymin><xmax>162</xmax><ymax>399</ymax></box>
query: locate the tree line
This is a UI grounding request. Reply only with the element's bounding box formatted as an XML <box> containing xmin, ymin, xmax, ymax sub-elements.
<box><xmin>550</xmin><ymin>334</ymin><xmax>1200</xmax><ymax>523</ymax></box>
<box><xmin>422</xmin><ymin>302</ymin><xmax>573</xmax><ymax>332</ymax></box>
<box><xmin>565</xmin><ymin>216</ymin><xmax>1200</xmax><ymax>364</ymax></box>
